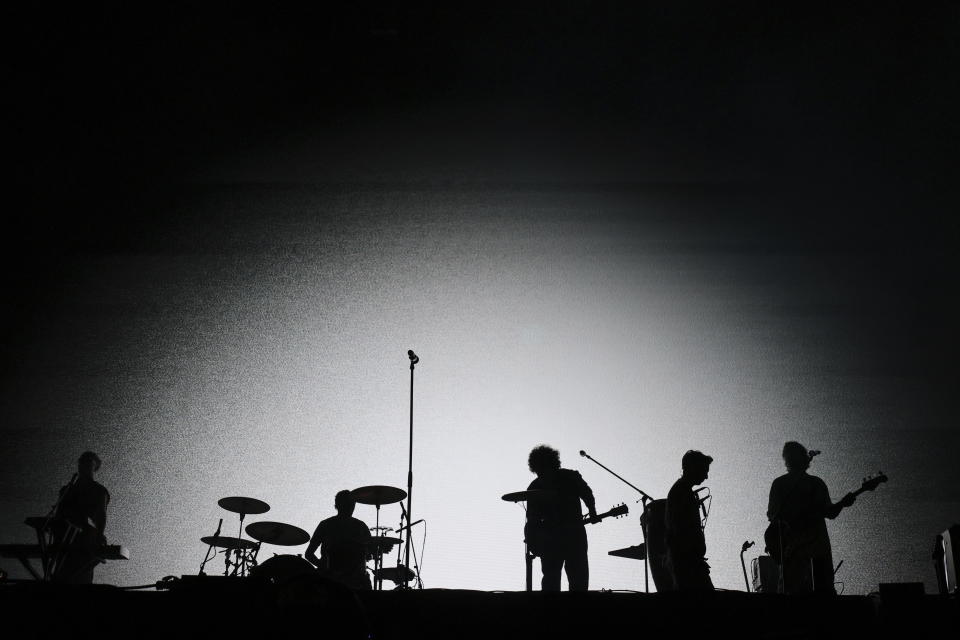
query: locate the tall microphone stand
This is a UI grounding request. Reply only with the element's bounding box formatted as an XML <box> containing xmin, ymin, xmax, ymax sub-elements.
<box><xmin>402</xmin><ymin>350</ymin><xmax>419</xmax><ymax>589</ymax></box>
<box><xmin>579</xmin><ymin>450</ymin><xmax>655</xmax><ymax>592</ymax></box>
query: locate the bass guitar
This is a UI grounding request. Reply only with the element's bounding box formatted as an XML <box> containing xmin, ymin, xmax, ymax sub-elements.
<box><xmin>764</xmin><ymin>472</ymin><xmax>887</xmax><ymax>563</ymax></box>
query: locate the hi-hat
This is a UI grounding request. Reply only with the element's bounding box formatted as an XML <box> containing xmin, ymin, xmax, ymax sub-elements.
<box><xmin>351</xmin><ymin>486</ymin><xmax>407</xmax><ymax>506</ymax></box>
<box><xmin>501</xmin><ymin>490</ymin><xmax>556</xmax><ymax>503</ymax></box>
<box><xmin>218</xmin><ymin>497</ymin><xmax>271</xmax><ymax>515</ymax></box>
<box><xmin>201</xmin><ymin>535</ymin><xmax>259</xmax><ymax>550</ymax></box>
<box><xmin>245</xmin><ymin>521</ymin><xmax>310</xmax><ymax>546</ymax></box>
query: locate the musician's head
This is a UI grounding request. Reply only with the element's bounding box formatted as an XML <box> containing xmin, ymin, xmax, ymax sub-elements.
<box><xmin>528</xmin><ymin>445</ymin><xmax>561</xmax><ymax>476</ymax></box>
<box><xmin>335</xmin><ymin>490</ymin><xmax>356</xmax><ymax>516</ymax></box>
<box><xmin>782</xmin><ymin>441</ymin><xmax>810</xmax><ymax>472</ymax></box>
<box><xmin>681</xmin><ymin>450</ymin><xmax>712</xmax><ymax>484</ymax></box>
<box><xmin>78</xmin><ymin>451</ymin><xmax>101</xmax><ymax>478</ymax></box>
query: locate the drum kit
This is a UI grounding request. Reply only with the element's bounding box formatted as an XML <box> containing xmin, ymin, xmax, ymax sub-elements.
<box><xmin>197</xmin><ymin>485</ymin><xmax>416</xmax><ymax>590</ymax></box>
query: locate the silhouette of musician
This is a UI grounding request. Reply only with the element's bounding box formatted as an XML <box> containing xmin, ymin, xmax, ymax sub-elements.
<box><xmin>525</xmin><ymin>445</ymin><xmax>597</xmax><ymax>591</ymax></box>
<box><xmin>54</xmin><ymin>451</ymin><xmax>110</xmax><ymax>583</ymax></box>
<box><xmin>665</xmin><ymin>450</ymin><xmax>714</xmax><ymax>591</ymax></box>
<box><xmin>306</xmin><ymin>490</ymin><xmax>372</xmax><ymax>590</ymax></box>
<box><xmin>766</xmin><ymin>442</ymin><xmax>855</xmax><ymax>594</ymax></box>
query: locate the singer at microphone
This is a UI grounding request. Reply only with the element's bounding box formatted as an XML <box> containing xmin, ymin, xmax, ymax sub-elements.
<box><xmin>766</xmin><ymin>441</ymin><xmax>857</xmax><ymax>595</ymax></box>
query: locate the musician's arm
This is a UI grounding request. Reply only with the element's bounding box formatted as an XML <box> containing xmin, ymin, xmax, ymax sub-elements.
<box><xmin>822</xmin><ymin>481</ymin><xmax>854</xmax><ymax>519</ymax></box>
<box><xmin>93</xmin><ymin>493</ymin><xmax>108</xmax><ymax>544</ymax></box>
<box><xmin>305</xmin><ymin>524</ymin><xmax>323</xmax><ymax>568</ymax></box>
<box><xmin>766</xmin><ymin>481</ymin><xmax>780</xmax><ymax>522</ymax></box>
<box><xmin>577</xmin><ymin>472</ymin><xmax>597</xmax><ymax>518</ymax></box>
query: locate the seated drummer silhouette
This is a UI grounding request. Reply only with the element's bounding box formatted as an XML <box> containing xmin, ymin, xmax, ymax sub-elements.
<box><xmin>54</xmin><ymin>451</ymin><xmax>110</xmax><ymax>583</ymax></box>
<box><xmin>306</xmin><ymin>490</ymin><xmax>372</xmax><ymax>590</ymax></box>
<box><xmin>525</xmin><ymin>445</ymin><xmax>597</xmax><ymax>591</ymax></box>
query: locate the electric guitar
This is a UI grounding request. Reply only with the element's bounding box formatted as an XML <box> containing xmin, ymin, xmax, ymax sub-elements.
<box><xmin>764</xmin><ymin>472</ymin><xmax>887</xmax><ymax>563</ymax></box>
<box><xmin>525</xmin><ymin>503</ymin><xmax>629</xmax><ymax>557</ymax></box>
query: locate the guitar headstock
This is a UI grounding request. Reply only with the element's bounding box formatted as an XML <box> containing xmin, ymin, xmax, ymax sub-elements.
<box><xmin>609</xmin><ymin>503</ymin><xmax>629</xmax><ymax>519</ymax></box>
<box><xmin>860</xmin><ymin>472</ymin><xmax>888</xmax><ymax>492</ymax></box>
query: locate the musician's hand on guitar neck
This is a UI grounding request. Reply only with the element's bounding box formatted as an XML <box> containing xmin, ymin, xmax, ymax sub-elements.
<box><xmin>839</xmin><ymin>493</ymin><xmax>856</xmax><ymax>508</ymax></box>
<box><xmin>584</xmin><ymin>510</ymin><xmax>599</xmax><ymax>525</ymax></box>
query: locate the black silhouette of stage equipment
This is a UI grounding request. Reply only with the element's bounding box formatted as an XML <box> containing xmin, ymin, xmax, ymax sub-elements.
<box><xmin>501</xmin><ymin>489</ymin><xmax>552</xmax><ymax>591</ymax></box>
<box><xmin>0</xmin><ymin>540</ymin><xmax>129</xmax><ymax>581</ymax></box>
<box><xmin>740</xmin><ymin>540</ymin><xmax>756</xmax><ymax>591</ymax></box>
<box><xmin>352</xmin><ymin>484</ymin><xmax>408</xmax><ymax>590</ymax></box>
<box><xmin>373</xmin><ymin>565</ymin><xmax>416</xmax><ymax>585</ymax></box>
<box><xmin>403</xmin><ymin>348</ymin><xmax>419</xmax><ymax>589</ymax></box>
<box><xmin>608</xmin><ymin>543</ymin><xmax>646</xmax><ymax>560</ymax></box>
<box><xmin>579</xmin><ymin>449</ymin><xmax>659</xmax><ymax>592</ymax></box>
<box><xmin>503</xmin><ymin>488</ymin><xmax>628</xmax><ymax>590</ymax></box>
<box><xmin>245</xmin><ymin>522</ymin><xmax>310</xmax><ymax>547</ymax></box>
<box><xmin>199</xmin><ymin>496</ymin><xmax>271</xmax><ymax>577</ymax></box>
<box><xmin>4</xmin><ymin>489</ymin><xmax>132</xmax><ymax>581</ymax></box>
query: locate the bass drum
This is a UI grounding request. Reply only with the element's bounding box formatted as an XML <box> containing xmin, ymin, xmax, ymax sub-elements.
<box><xmin>251</xmin><ymin>554</ymin><xmax>317</xmax><ymax>583</ymax></box>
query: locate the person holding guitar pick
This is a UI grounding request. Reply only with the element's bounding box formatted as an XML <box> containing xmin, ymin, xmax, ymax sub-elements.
<box><xmin>766</xmin><ymin>442</ymin><xmax>855</xmax><ymax>594</ymax></box>
<box><xmin>524</xmin><ymin>445</ymin><xmax>598</xmax><ymax>591</ymax></box>
<box><xmin>665</xmin><ymin>450</ymin><xmax>715</xmax><ymax>591</ymax></box>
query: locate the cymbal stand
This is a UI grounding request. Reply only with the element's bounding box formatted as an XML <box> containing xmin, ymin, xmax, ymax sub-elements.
<box><xmin>373</xmin><ymin>502</ymin><xmax>383</xmax><ymax>590</ymax></box>
<box><xmin>579</xmin><ymin>450</ymin><xmax>655</xmax><ymax>592</ymax></box>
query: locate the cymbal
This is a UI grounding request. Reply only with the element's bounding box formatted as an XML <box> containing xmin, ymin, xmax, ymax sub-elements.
<box><xmin>218</xmin><ymin>497</ymin><xmax>271</xmax><ymax>515</ymax></box>
<box><xmin>201</xmin><ymin>535</ymin><xmax>258</xmax><ymax>550</ymax></box>
<box><xmin>245</xmin><ymin>521</ymin><xmax>310</xmax><ymax>546</ymax></box>
<box><xmin>373</xmin><ymin>565</ymin><xmax>415</xmax><ymax>583</ymax></box>
<box><xmin>351</xmin><ymin>486</ymin><xmax>407</xmax><ymax>506</ymax></box>
<box><xmin>501</xmin><ymin>490</ymin><xmax>555</xmax><ymax>503</ymax></box>
<box><xmin>608</xmin><ymin>543</ymin><xmax>647</xmax><ymax>560</ymax></box>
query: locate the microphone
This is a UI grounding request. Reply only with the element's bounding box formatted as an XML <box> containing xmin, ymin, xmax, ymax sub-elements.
<box><xmin>579</xmin><ymin>450</ymin><xmax>587</xmax><ymax>457</ymax></box>
<box><xmin>407</xmin><ymin>350</ymin><xmax>419</xmax><ymax>364</ymax></box>
<box><xmin>397</xmin><ymin>519</ymin><xmax>424</xmax><ymax>533</ymax></box>
<box><xmin>808</xmin><ymin>450</ymin><xmax>821</xmax><ymax>459</ymax></box>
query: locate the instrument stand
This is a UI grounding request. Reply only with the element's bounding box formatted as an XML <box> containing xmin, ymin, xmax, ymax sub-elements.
<box><xmin>374</xmin><ymin>503</ymin><xmax>383</xmax><ymax>591</ymax></box>
<box><xmin>579</xmin><ymin>450</ymin><xmax>655</xmax><ymax>593</ymax></box>
<box><xmin>402</xmin><ymin>350</ymin><xmax>418</xmax><ymax>589</ymax></box>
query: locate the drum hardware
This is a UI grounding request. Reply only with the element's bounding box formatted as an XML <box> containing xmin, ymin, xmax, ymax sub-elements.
<box><xmin>372</xmin><ymin>564</ymin><xmax>415</xmax><ymax>586</ymax></box>
<box><xmin>198</xmin><ymin>497</ymin><xmax>270</xmax><ymax>577</ymax></box>
<box><xmin>352</xmin><ymin>485</ymin><xmax>407</xmax><ymax>591</ymax></box>
<box><xmin>501</xmin><ymin>490</ymin><xmax>544</xmax><ymax>592</ymax></box>
<box><xmin>245</xmin><ymin>522</ymin><xmax>310</xmax><ymax>547</ymax></box>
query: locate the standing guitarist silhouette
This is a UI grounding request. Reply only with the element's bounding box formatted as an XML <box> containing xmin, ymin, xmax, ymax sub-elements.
<box><xmin>765</xmin><ymin>442</ymin><xmax>887</xmax><ymax>594</ymax></box>
<box><xmin>524</xmin><ymin>445</ymin><xmax>599</xmax><ymax>591</ymax></box>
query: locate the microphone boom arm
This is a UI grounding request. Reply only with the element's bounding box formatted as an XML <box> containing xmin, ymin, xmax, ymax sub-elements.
<box><xmin>579</xmin><ymin>450</ymin><xmax>654</xmax><ymax>502</ymax></box>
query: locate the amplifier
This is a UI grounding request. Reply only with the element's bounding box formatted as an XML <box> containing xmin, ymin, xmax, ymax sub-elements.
<box><xmin>751</xmin><ymin>555</ymin><xmax>779</xmax><ymax>593</ymax></box>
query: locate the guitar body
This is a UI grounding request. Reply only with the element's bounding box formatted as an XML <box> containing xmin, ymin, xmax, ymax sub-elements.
<box><xmin>524</xmin><ymin>503</ymin><xmax>628</xmax><ymax>558</ymax></box>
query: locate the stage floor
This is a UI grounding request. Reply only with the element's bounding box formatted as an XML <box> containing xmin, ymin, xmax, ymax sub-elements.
<box><xmin>2</xmin><ymin>578</ymin><xmax>957</xmax><ymax>639</ymax></box>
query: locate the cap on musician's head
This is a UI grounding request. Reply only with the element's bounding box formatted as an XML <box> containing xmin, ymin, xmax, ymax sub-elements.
<box><xmin>782</xmin><ymin>441</ymin><xmax>809</xmax><ymax>470</ymax></box>
<box><xmin>78</xmin><ymin>451</ymin><xmax>101</xmax><ymax>472</ymax></box>
<box><xmin>528</xmin><ymin>445</ymin><xmax>561</xmax><ymax>475</ymax></box>
<box><xmin>681</xmin><ymin>450</ymin><xmax>712</xmax><ymax>472</ymax></box>
<box><xmin>335</xmin><ymin>490</ymin><xmax>356</xmax><ymax>513</ymax></box>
